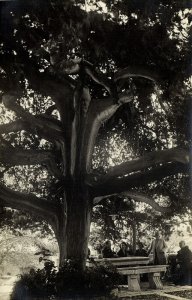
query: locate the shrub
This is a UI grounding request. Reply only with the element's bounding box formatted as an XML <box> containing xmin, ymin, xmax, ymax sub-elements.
<box><xmin>11</xmin><ymin>259</ymin><xmax>120</xmax><ymax>299</ymax></box>
<box><xmin>11</xmin><ymin>261</ymin><xmax>57</xmax><ymax>299</ymax></box>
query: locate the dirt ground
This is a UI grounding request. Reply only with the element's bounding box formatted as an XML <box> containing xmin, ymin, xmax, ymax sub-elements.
<box><xmin>0</xmin><ymin>275</ymin><xmax>17</xmax><ymax>300</ymax></box>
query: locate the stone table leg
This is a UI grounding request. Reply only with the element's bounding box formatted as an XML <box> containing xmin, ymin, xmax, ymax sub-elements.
<box><xmin>127</xmin><ymin>274</ymin><xmax>141</xmax><ymax>291</ymax></box>
<box><xmin>148</xmin><ymin>272</ymin><xmax>163</xmax><ymax>289</ymax></box>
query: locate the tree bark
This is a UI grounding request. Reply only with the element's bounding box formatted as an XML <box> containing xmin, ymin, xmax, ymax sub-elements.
<box><xmin>57</xmin><ymin>184</ymin><xmax>92</xmax><ymax>269</ymax></box>
<box><xmin>67</xmin><ymin>193</ymin><xmax>92</xmax><ymax>268</ymax></box>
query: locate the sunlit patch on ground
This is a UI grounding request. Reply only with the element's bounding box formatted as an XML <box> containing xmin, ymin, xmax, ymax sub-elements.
<box><xmin>0</xmin><ymin>276</ymin><xmax>17</xmax><ymax>300</ymax></box>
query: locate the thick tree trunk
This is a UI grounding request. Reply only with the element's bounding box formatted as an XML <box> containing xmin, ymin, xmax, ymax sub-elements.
<box><xmin>57</xmin><ymin>184</ymin><xmax>92</xmax><ymax>269</ymax></box>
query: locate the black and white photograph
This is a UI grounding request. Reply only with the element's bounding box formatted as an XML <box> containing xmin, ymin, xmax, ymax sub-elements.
<box><xmin>0</xmin><ymin>0</ymin><xmax>191</xmax><ymax>299</ymax></box>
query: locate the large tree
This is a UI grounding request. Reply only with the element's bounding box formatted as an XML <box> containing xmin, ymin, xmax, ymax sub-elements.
<box><xmin>0</xmin><ymin>0</ymin><xmax>191</xmax><ymax>268</ymax></box>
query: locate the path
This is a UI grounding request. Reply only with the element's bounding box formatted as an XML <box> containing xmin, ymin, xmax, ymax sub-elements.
<box><xmin>0</xmin><ymin>275</ymin><xmax>17</xmax><ymax>300</ymax></box>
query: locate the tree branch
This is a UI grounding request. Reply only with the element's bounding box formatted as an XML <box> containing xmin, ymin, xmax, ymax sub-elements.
<box><xmin>0</xmin><ymin>52</ymin><xmax>76</xmax><ymax>129</ymax></box>
<box><xmin>97</xmin><ymin>148</ymin><xmax>189</xmax><ymax>183</ymax></box>
<box><xmin>0</xmin><ymin>49</ymin><xmax>75</xmax><ymax>100</ymax></box>
<box><xmin>122</xmin><ymin>192</ymin><xmax>171</xmax><ymax>213</ymax></box>
<box><xmin>63</xmin><ymin>59</ymin><xmax>115</xmax><ymax>97</ymax></box>
<box><xmin>45</xmin><ymin>105</ymin><xmax>57</xmax><ymax>115</ymax></box>
<box><xmin>91</xmin><ymin>162</ymin><xmax>188</xmax><ymax>197</ymax></box>
<box><xmin>114</xmin><ymin>66</ymin><xmax>162</xmax><ymax>83</ymax></box>
<box><xmin>81</xmin><ymin>94</ymin><xmax>133</xmax><ymax>172</ymax></box>
<box><xmin>22</xmin><ymin>62</ymin><xmax>75</xmax><ymax>118</ymax></box>
<box><xmin>93</xmin><ymin>191</ymin><xmax>171</xmax><ymax>213</ymax></box>
<box><xmin>0</xmin><ymin>120</ymin><xmax>29</xmax><ymax>134</ymax></box>
<box><xmin>0</xmin><ymin>77</ymin><xmax>9</xmax><ymax>94</ymax></box>
<box><xmin>29</xmin><ymin>72</ymin><xmax>74</xmax><ymax>119</ymax></box>
<box><xmin>0</xmin><ymin>183</ymin><xmax>59</xmax><ymax>223</ymax></box>
<box><xmin>0</xmin><ymin>147</ymin><xmax>62</xmax><ymax>179</ymax></box>
<box><xmin>2</xmin><ymin>93</ymin><xmax>64</xmax><ymax>142</ymax></box>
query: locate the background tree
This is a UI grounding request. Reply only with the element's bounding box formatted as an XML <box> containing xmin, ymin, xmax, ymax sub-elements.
<box><xmin>0</xmin><ymin>0</ymin><xmax>191</xmax><ymax>268</ymax></box>
<box><xmin>0</xmin><ymin>221</ymin><xmax>58</xmax><ymax>275</ymax></box>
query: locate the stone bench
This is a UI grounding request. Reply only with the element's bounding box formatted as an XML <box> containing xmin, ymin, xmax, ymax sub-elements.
<box><xmin>117</xmin><ymin>264</ymin><xmax>168</xmax><ymax>291</ymax></box>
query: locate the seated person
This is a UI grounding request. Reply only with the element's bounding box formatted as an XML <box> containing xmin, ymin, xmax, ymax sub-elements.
<box><xmin>135</xmin><ymin>242</ymin><xmax>148</xmax><ymax>257</ymax></box>
<box><xmin>117</xmin><ymin>241</ymin><xmax>133</xmax><ymax>257</ymax></box>
<box><xmin>117</xmin><ymin>242</ymin><xmax>128</xmax><ymax>257</ymax></box>
<box><xmin>102</xmin><ymin>240</ymin><xmax>116</xmax><ymax>258</ymax></box>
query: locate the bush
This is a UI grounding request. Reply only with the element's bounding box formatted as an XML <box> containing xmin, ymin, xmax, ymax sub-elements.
<box><xmin>11</xmin><ymin>261</ymin><xmax>57</xmax><ymax>299</ymax></box>
<box><xmin>11</xmin><ymin>259</ymin><xmax>120</xmax><ymax>299</ymax></box>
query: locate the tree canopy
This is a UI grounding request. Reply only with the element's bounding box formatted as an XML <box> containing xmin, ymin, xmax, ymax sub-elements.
<box><xmin>0</xmin><ymin>0</ymin><xmax>191</xmax><ymax>266</ymax></box>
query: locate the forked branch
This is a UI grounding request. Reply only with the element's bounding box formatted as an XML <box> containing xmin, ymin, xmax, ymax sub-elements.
<box><xmin>82</xmin><ymin>94</ymin><xmax>133</xmax><ymax>172</ymax></box>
